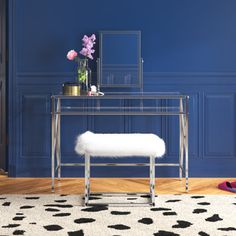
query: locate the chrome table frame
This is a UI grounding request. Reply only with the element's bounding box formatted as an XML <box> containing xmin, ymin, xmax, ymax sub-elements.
<box><xmin>51</xmin><ymin>93</ymin><xmax>189</xmax><ymax>205</ymax></box>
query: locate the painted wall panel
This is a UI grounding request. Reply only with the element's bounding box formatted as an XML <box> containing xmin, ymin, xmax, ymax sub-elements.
<box><xmin>21</xmin><ymin>94</ymin><xmax>49</xmax><ymax>158</ymax></box>
<box><xmin>15</xmin><ymin>0</ymin><xmax>236</xmax><ymax>73</ymax></box>
<box><xmin>204</xmin><ymin>93</ymin><xmax>235</xmax><ymax>158</ymax></box>
<box><xmin>7</xmin><ymin>0</ymin><xmax>236</xmax><ymax>177</ymax></box>
<box><xmin>14</xmin><ymin>86</ymin><xmax>52</xmax><ymax>176</ymax></box>
<box><xmin>11</xmin><ymin>77</ymin><xmax>236</xmax><ymax>177</ymax></box>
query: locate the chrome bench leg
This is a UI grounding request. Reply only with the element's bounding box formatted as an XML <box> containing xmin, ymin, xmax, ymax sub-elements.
<box><xmin>150</xmin><ymin>156</ymin><xmax>155</xmax><ymax>206</ymax></box>
<box><xmin>84</xmin><ymin>155</ymin><xmax>156</xmax><ymax>206</ymax></box>
<box><xmin>84</xmin><ymin>154</ymin><xmax>90</xmax><ymax>206</ymax></box>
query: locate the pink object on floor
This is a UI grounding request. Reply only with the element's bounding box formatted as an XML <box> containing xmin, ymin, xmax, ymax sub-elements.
<box><xmin>230</xmin><ymin>181</ymin><xmax>236</xmax><ymax>188</ymax></box>
<box><xmin>218</xmin><ymin>181</ymin><xmax>236</xmax><ymax>193</ymax></box>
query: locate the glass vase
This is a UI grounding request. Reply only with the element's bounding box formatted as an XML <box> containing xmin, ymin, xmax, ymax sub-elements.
<box><xmin>77</xmin><ymin>59</ymin><xmax>91</xmax><ymax>95</ymax></box>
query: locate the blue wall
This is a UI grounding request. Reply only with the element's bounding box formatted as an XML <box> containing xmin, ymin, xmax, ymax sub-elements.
<box><xmin>8</xmin><ymin>0</ymin><xmax>236</xmax><ymax>177</ymax></box>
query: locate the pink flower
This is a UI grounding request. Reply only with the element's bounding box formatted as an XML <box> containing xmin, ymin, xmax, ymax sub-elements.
<box><xmin>66</xmin><ymin>34</ymin><xmax>96</xmax><ymax>62</ymax></box>
<box><xmin>90</xmin><ymin>34</ymin><xmax>96</xmax><ymax>42</ymax></box>
<box><xmin>82</xmin><ymin>35</ymin><xmax>90</xmax><ymax>45</ymax></box>
<box><xmin>82</xmin><ymin>34</ymin><xmax>95</xmax><ymax>45</ymax></box>
<box><xmin>87</xmin><ymin>53</ymin><xmax>93</xmax><ymax>60</ymax></box>
<box><xmin>79</xmin><ymin>34</ymin><xmax>96</xmax><ymax>60</ymax></box>
<box><xmin>79</xmin><ymin>47</ymin><xmax>88</xmax><ymax>57</ymax></box>
<box><xmin>80</xmin><ymin>47</ymin><xmax>94</xmax><ymax>59</ymax></box>
<box><xmin>83</xmin><ymin>40</ymin><xmax>93</xmax><ymax>49</ymax></box>
<box><xmin>67</xmin><ymin>50</ymin><xmax>78</xmax><ymax>60</ymax></box>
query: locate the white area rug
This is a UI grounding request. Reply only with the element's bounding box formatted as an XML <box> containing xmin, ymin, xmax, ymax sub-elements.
<box><xmin>0</xmin><ymin>194</ymin><xmax>236</xmax><ymax>236</ymax></box>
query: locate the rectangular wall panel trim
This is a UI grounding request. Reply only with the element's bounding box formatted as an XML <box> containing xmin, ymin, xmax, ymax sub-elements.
<box><xmin>203</xmin><ymin>93</ymin><xmax>235</xmax><ymax>158</ymax></box>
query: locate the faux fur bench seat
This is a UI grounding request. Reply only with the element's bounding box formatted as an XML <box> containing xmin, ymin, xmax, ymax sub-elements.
<box><xmin>75</xmin><ymin>131</ymin><xmax>166</xmax><ymax>206</ymax></box>
<box><xmin>75</xmin><ymin>131</ymin><xmax>165</xmax><ymax>157</ymax></box>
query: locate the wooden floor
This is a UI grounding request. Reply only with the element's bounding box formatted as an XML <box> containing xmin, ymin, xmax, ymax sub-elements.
<box><xmin>0</xmin><ymin>176</ymin><xmax>235</xmax><ymax>195</ymax></box>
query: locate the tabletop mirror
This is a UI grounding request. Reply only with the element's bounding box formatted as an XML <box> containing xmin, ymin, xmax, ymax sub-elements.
<box><xmin>97</xmin><ymin>31</ymin><xmax>143</xmax><ymax>89</ymax></box>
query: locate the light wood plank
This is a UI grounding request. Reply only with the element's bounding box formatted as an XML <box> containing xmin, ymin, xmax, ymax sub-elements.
<box><xmin>0</xmin><ymin>176</ymin><xmax>235</xmax><ymax>195</ymax></box>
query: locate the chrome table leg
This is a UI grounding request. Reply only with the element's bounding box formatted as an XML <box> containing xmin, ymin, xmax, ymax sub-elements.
<box><xmin>179</xmin><ymin>98</ymin><xmax>184</xmax><ymax>180</ymax></box>
<box><xmin>56</xmin><ymin>98</ymin><xmax>61</xmax><ymax>181</ymax></box>
<box><xmin>185</xmin><ymin>96</ymin><xmax>189</xmax><ymax>192</ymax></box>
<box><xmin>51</xmin><ymin>96</ymin><xmax>55</xmax><ymax>192</ymax></box>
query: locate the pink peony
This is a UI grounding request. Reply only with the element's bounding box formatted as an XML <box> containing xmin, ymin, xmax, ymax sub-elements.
<box><xmin>67</xmin><ymin>50</ymin><xmax>78</xmax><ymax>60</ymax></box>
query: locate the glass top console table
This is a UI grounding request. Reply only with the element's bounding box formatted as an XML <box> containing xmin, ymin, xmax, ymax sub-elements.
<box><xmin>51</xmin><ymin>92</ymin><xmax>189</xmax><ymax>192</ymax></box>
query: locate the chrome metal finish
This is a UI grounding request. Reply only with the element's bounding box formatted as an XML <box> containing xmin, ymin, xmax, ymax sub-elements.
<box><xmin>84</xmin><ymin>155</ymin><xmax>155</xmax><ymax>206</ymax></box>
<box><xmin>185</xmin><ymin>96</ymin><xmax>189</xmax><ymax>192</ymax></box>
<box><xmin>150</xmin><ymin>156</ymin><xmax>155</xmax><ymax>206</ymax></box>
<box><xmin>179</xmin><ymin>97</ymin><xmax>184</xmax><ymax>180</ymax></box>
<box><xmin>86</xmin><ymin>202</ymin><xmax>153</xmax><ymax>207</ymax></box>
<box><xmin>96</xmin><ymin>58</ymin><xmax>101</xmax><ymax>92</ymax></box>
<box><xmin>91</xmin><ymin>192</ymin><xmax>151</xmax><ymax>195</ymax></box>
<box><xmin>85</xmin><ymin>154</ymin><xmax>90</xmax><ymax>205</ymax></box>
<box><xmin>57</xmin><ymin>99</ymin><xmax>61</xmax><ymax>180</ymax></box>
<box><xmin>53</xmin><ymin>93</ymin><xmax>187</xmax><ymax>99</ymax></box>
<box><xmin>51</xmin><ymin>92</ymin><xmax>189</xmax><ymax>196</ymax></box>
<box><xmin>156</xmin><ymin>163</ymin><xmax>180</xmax><ymax>166</ymax></box>
<box><xmin>59</xmin><ymin>163</ymin><xmax>181</xmax><ymax>167</ymax></box>
<box><xmin>140</xmin><ymin>58</ymin><xmax>144</xmax><ymax>92</ymax></box>
<box><xmin>55</xmin><ymin>111</ymin><xmax>184</xmax><ymax>116</ymax></box>
<box><xmin>51</xmin><ymin>96</ymin><xmax>55</xmax><ymax>192</ymax></box>
<box><xmin>99</xmin><ymin>31</ymin><xmax>142</xmax><ymax>88</ymax></box>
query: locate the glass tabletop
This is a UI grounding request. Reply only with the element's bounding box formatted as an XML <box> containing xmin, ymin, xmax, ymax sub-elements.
<box><xmin>52</xmin><ymin>92</ymin><xmax>188</xmax><ymax>100</ymax></box>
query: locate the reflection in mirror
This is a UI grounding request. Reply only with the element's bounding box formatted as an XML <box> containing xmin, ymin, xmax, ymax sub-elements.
<box><xmin>98</xmin><ymin>31</ymin><xmax>142</xmax><ymax>89</ymax></box>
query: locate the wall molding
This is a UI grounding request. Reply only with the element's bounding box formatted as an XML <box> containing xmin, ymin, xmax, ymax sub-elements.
<box><xmin>144</xmin><ymin>72</ymin><xmax>236</xmax><ymax>77</ymax></box>
<box><xmin>203</xmin><ymin>92</ymin><xmax>236</xmax><ymax>159</ymax></box>
<box><xmin>17</xmin><ymin>72</ymin><xmax>75</xmax><ymax>77</ymax></box>
<box><xmin>16</xmin><ymin>71</ymin><xmax>236</xmax><ymax>77</ymax></box>
<box><xmin>19</xmin><ymin>94</ymin><xmax>49</xmax><ymax>159</ymax></box>
<box><xmin>15</xmin><ymin>71</ymin><xmax>236</xmax><ymax>86</ymax></box>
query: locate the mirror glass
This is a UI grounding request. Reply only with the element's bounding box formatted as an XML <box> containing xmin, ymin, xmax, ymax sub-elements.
<box><xmin>99</xmin><ymin>31</ymin><xmax>142</xmax><ymax>88</ymax></box>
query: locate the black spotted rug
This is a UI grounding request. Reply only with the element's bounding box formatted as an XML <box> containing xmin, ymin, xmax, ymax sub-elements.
<box><xmin>1</xmin><ymin>194</ymin><xmax>236</xmax><ymax>236</ymax></box>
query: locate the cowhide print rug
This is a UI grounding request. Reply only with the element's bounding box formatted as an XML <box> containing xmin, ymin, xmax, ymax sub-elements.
<box><xmin>0</xmin><ymin>194</ymin><xmax>236</xmax><ymax>236</ymax></box>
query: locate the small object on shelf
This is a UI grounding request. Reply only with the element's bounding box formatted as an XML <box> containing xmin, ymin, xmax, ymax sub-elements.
<box><xmin>90</xmin><ymin>85</ymin><xmax>97</xmax><ymax>95</ymax></box>
<box><xmin>62</xmin><ymin>82</ymin><xmax>83</xmax><ymax>96</ymax></box>
<box><xmin>90</xmin><ymin>85</ymin><xmax>104</xmax><ymax>96</ymax></box>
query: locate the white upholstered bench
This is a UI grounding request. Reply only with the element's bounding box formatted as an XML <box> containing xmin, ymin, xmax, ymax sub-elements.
<box><xmin>75</xmin><ymin>131</ymin><xmax>165</xmax><ymax>206</ymax></box>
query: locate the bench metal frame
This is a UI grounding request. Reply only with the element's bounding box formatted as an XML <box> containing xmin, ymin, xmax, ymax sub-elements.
<box><xmin>51</xmin><ymin>93</ymin><xmax>189</xmax><ymax>206</ymax></box>
<box><xmin>84</xmin><ymin>155</ymin><xmax>156</xmax><ymax>206</ymax></box>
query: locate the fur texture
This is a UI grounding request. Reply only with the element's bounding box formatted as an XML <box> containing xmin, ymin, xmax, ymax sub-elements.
<box><xmin>75</xmin><ymin>131</ymin><xmax>165</xmax><ymax>158</ymax></box>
